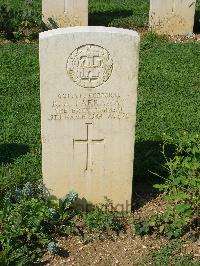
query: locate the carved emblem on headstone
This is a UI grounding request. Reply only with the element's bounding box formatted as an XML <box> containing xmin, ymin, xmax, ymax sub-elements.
<box><xmin>66</xmin><ymin>44</ymin><xmax>113</xmax><ymax>88</ymax></box>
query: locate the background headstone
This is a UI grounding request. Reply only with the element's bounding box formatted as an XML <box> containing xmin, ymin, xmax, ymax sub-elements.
<box><xmin>149</xmin><ymin>0</ymin><xmax>196</xmax><ymax>35</ymax></box>
<box><xmin>40</xmin><ymin>27</ymin><xmax>140</xmax><ymax>210</ymax></box>
<box><xmin>42</xmin><ymin>0</ymin><xmax>88</xmax><ymax>28</ymax></box>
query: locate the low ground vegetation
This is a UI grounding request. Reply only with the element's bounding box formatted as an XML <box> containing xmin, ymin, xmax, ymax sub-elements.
<box><xmin>134</xmin><ymin>133</ymin><xmax>200</xmax><ymax>239</ymax></box>
<box><xmin>0</xmin><ymin>0</ymin><xmax>200</xmax><ymax>265</ymax></box>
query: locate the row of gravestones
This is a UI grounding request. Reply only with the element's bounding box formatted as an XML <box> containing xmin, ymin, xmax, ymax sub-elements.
<box><xmin>40</xmin><ymin>1</ymin><xmax>196</xmax><ymax>211</ymax></box>
<box><xmin>42</xmin><ymin>0</ymin><xmax>197</xmax><ymax>36</ymax></box>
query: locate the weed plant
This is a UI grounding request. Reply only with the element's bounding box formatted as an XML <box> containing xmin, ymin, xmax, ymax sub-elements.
<box><xmin>134</xmin><ymin>132</ymin><xmax>200</xmax><ymax>238</ymax></box>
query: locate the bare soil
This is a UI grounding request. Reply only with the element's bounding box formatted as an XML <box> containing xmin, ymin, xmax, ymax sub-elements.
<box><xmin>42</xmin><ymin>194</ymin><xmax>200</xmax><ymax>266</ymax></box>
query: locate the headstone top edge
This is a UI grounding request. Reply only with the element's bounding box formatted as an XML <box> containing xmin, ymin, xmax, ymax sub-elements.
<box><xmin>39</xmin><ymin>26</ymin><xmax>140</xmax><ymax>40</ymax></box>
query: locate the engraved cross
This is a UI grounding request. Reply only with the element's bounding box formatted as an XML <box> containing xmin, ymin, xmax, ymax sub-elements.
<box><xmin>73</xmin><ymin>123</ymin><xmax>104</xmax><ymax>172</ymax></box>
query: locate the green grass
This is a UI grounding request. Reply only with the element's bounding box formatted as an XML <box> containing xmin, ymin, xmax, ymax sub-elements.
<box><xmin>138</xmin><ymin>41</ymin><xmax>200</xmax><ymax>140</ymax></box>
<box><xmin>135</xmin><ymin>39</ymin><xmax>200</xmax><ymax>190</ymax></box>
<box><xmin>89</xmin><ymin>0</ymin><xmax>149</xmax><ymax>28</ymax></box>
<box><xmin>0</xmin><ymin>0</ymin><xmax>41</xmax><ymax>11</ymax></box>
<box><xmin>0</xmin><ymin>44</ymin><xmax>41</xmax><ymax>193</ymax></box>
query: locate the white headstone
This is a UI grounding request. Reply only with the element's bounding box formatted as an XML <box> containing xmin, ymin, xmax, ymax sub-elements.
<box><xmin>40</xmin><ymin>27</ymin><xmax>140</xmax><ymax>211</ymax></box>
<box><xmin>42</xmin><ymin>0</ymin><xmax>88</xmax><ymax>28</ymax></box>
<box><xmin>149</xmin><ymin>0</ymin><xmax>196</xmax><ymax>35</ymax></box>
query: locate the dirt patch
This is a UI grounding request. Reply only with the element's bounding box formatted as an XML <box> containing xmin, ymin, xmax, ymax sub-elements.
<box><xmin>42</xmin><ymin>232</ymin><xmax>168</xmax><ymax>265</ymax></box>
<box><xmin>168</xmin><ymin>33</ymin><xmax>200</xmax><ymax>43</ymax></box>
<box><xmin>42</xmin><ymin>194</ymin><xmax>200</xmax><ymax>265</ymax></box>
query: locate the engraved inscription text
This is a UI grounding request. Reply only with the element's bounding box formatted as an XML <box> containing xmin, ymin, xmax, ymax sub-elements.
<box><xmin>49</xmin><ymin>92</ymin><xmax>129</xmax><ymax>120</ymax></box>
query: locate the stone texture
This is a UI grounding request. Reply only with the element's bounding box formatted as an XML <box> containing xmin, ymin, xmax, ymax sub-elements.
<box><xmin>149</xmin><ymin>0</ymin><xmax>196</xmax><ymax>35</ymax></box>
<box><xmin>42</xmin><ymin>0</ymin><xmax>88</xmax><ymax>28</ymax></box>
<box><xmin>40</xmin><ymin>27</ymin><xmax>140</xmax><ymax>210</ymax></box>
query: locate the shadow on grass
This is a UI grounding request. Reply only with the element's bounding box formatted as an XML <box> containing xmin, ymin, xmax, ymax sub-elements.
<box><xmin>194</xmin><ymin>11</ymin><xmax>200</xmax><ymax>33</ymax></box>
<box><xmin>132</xmin><ymin>140</ymin><xmax>175</xmax><ymax>211</ymax></box>
<box><xmin>89</xmin><ymin>10</ymin><xmax>133</xmax><ymax>26</ymax></box>
<box><xmin>0</xmin><ymin>143</ymin><xmax>29</xmax><ymax>164</ymax></box>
